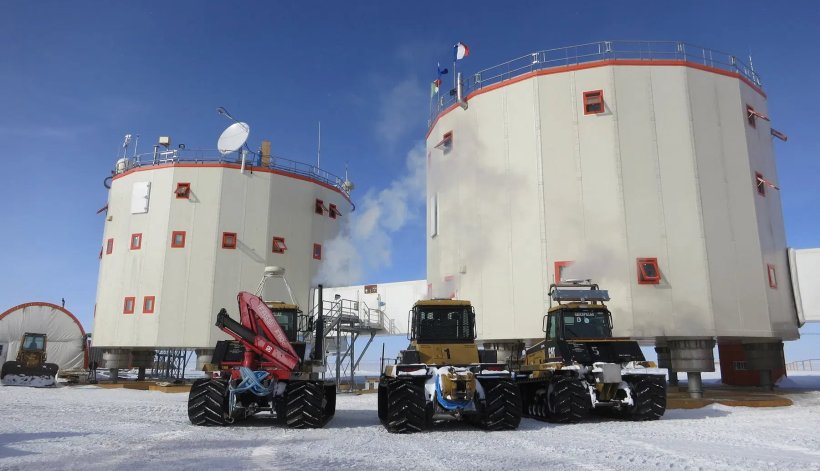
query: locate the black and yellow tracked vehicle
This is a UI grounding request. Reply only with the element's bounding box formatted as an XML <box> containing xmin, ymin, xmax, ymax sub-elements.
<box><xmin>378</xmin><ymin>299</ymin><xmax>521</xmax><ymax>433</ymax></box>
<box><xmin>515</xmin><ymin>281</ymin><xmax>666</xmax><ymax>422</ymax></box>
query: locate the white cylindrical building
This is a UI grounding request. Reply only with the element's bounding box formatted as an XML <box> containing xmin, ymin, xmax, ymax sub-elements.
<box><xmin>93</xmin><ymin>146</ymin><xmax>353</xmax><ymax>364</ymax></box>
<box><xmin>425</xmin><ymin>41</ymin><xmax>798</xmax><ymax>383</ymax></box>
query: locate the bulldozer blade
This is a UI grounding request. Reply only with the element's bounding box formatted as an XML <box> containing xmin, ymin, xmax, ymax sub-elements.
<box><xmin>0</xmin><ymin>361</ymin><xmax>59</xmax><ymax>387</ymax></box>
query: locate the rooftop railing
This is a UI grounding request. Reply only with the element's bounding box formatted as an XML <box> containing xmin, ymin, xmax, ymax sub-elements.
<box><xmin>114</xmin><ymin>148</ymin><xmax>350</xmax><ymax>197</ymax></box>
<box><xmin>431</xmin><ymin>40</ymin><xmax>762</xmax><ymax>123</ymax></box>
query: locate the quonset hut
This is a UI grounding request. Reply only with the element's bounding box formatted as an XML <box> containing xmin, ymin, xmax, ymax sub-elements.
<box><xmin>93</xmin><ymin>135</ymin><xmax>353</xmax><ymax>371</ymax></box>
<box><xmin>425</xmin><ymin>40</ymin><xmax>798</xmax><ymax>392</ymax></box>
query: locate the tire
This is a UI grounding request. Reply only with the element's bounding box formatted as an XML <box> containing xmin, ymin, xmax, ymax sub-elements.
<box><xmin>284</xmin><ymin>381</ymin><xmax>326</xmax><ymax>429</ymax></box>
<box><xmin>479</xmin><ymin>379</ymin><xmax>522</xmax><ymax>431</ymax></box>
<box><xmin>547</xmin><ymin>376</ymin><xmax>590</xmax><ymax>424</ymax></box>
<box><xmin>188</xmin><ymin>378</ymin><xmax>230</xmax><ymax>426</ymax></box>
<box><xmin>385</xmin><ymin>380</ymin><xmax>427</xmax><ymax>434</ymax></box>
<box><xmin>377</xmin><ymin>381</ymin><xmax>388</xmax><ymax>425</ymax></box>
<box><xmin>622</xmin><ymin>375</ymin><xmax>666</xmax><ymax>421</ymax></box>
<box><xmin>323</xmin><ymin>384</ymin><xmax>337</xmax><ymax>420</ymax></box>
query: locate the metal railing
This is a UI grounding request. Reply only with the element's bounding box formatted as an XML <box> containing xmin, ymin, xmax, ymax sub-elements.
<box><xmin>786</xmin><ymin>359</ymin><xmax>820</xmax><ymax>371</ymax></box>
<box><xmin>113</xmin><ymin>148</ymin><xmax>351</xmax><ymax>197</ymax></box>
<box><xmin>431</xmin><ymin>40</ymin><xmax>762</xmax><ymax>122</ymax></box>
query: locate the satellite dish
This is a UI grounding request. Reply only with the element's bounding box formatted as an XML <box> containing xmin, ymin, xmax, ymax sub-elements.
<box><xmin>217</xmin><ymin>122</ymin><xmax>250</xmax><ymax>155</ymax></box>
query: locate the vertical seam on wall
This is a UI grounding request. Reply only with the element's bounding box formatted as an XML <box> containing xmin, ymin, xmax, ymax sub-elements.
<box><xmin>571</xmin><ymin>73</ymin><xmax>586</xmax><ymax>240</ymax></box>
<box><xmin>502</xmin><ymin>90</ymin><xmax>516</xmax><ymax>336</ymax></box>
<box><xmin>683</xmin><ymin>69</ymin><xmax>717</xmax><ymax>334</ymax></box>
<box><xmin>648</xmin><ymin>68</ymin><xmax>668</xmax><ymax>338</ymax></box>
<box><xmin>610</xmin><ymin>68</ymin><xmax>634</xmax><ymax>337</ymax></box>
<box><xmin>532</xmin><ymin>74</ymin><xmax>550</xmax><ymax>321</ymax></box>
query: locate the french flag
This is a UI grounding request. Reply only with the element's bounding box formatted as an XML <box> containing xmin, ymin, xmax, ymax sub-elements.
<box><xmin>454</xmin><ymin>42</ymin><xmax>470</xmax><ymax>61</ymax></box>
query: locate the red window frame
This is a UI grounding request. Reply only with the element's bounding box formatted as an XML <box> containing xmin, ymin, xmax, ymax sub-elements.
<box><xmin>746</xmin><ymin>105</ymin><xmax>756</xmax><ymax>128</ymax></box>
<box><xmin>171</xmin><ymin>231</ymin><xmax>186</xmax><ymax>248</ymax></box>
<box><xmin>637</xmin><ymin>258</ymin><xmax>661</xmax><ymax>284</ymax></box>
<box><xmin>130</xmin><ymin>233</ymin><xmax>142</xmax><ymax>250</ymax></box>
<box><xmin>767</xmin><ymin>264</ymin><xmax>777</xmax><ymax>289</ymax></box>
<box><xmin>554</xmin><ymin>261</ymin><xmax>574</xmax><ymax>283</ymax></box>
<box><xmin>583</xmin><ymin>90</ymin><xmax>604</xmax><ymax>115</ymax></box>
<box><xmin>329</xmin><ymin>204</ymin><xmax>339</xmax><ymax>219</ymax></box>
<box><xmin>123</xmin><ymin>297</ymin><xmax>135</xmax><ymax>314</ymax></box>
<box><xmin>106</xmin><ymin>238</ymin><xmax>114</xmax><ymax>255</ymax></box>
<box><xmin>272</xmin><ymin>236</ymin><xmax>287</xmax><ymax>254</ymax></box>
<box><xmin>435</xmin><ymin>131</ymin><xmax>454</xmax><ymax>152</ymax></box>
<box><xmin>222</xmin><ymin>232</ymin><xmax>237</xmax><ymax>249</ymax></box>
<box><xmin>315</xmin><ymin>199</ymin><xmax>327</xmax><ymax>215</ymax></box>
<box><xmin>142</xmin><ymin>296</ymin><xmax>155</xmax><ymax>314</ymax></box>
<box><xmin>175</xmin><ymin>182</ymin><xmax>191</xmax><ymax>199</ymax></box>
<box><xmin>313</xmin><ymin>243</ymin><xmax>322</xmax><ymax>260</ymax></box>
<box><xmin>755</xmin><ymin>172</ymin><xmax>766</xmax><ymax>196</ymax></box>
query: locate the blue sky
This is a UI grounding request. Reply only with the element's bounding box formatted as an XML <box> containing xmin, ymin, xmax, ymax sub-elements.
<box><xmin>1</xmin><ymin>1</ymin><xmax>818</xmax><ymax>361</ymax></box>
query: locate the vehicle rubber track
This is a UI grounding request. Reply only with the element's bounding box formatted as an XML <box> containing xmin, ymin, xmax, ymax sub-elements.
<box><xmin>285</xmin><ymin>381</ymin><xmax>327</xmax><ymax>429</ymax></box>
<box><xmin>547</xmin><ymin>376</ymin><xmax>590</xmax><ymax>423</ymax></box>
<box><xmin>623</xmin><ymin>375</ymin><xmax>666</xmax><ymax>421</ymax></box>
<box><xmin>479</xmin><ymin>379</ymin><xmax>522</xmax><ymax>431</ymax></box>
<box><xmin>188</xmin><ymin>378</ymin><xmax>229</xmax><ymax>426</ymax></box>
<box><xmin>377</xmin><ymin>380</ymin><xmax>388</xmax><ymax>425</ymax></box>
<box><xmin>385</xmin><ymin>380</ymin><xmax>427</xmax><ymax>434</ymax></box>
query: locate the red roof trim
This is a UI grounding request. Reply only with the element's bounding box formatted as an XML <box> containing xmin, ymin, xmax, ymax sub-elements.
<box><xmin>112</xmin><ymin>163</ymin><xmax>353</xmax><ymax>205</ymax></box>
<box><xmin>426</xmin><ymin>59</ymin><xmax>766</xmax><ymax>139</ymax></box>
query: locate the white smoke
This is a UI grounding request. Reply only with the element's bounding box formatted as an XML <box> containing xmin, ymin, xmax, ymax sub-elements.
<box><xmin>315</xmin><ymin>142</ymin><xmax>426</xmax><ymax>287</ymax></box>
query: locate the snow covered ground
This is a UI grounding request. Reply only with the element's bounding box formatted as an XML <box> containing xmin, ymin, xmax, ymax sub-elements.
<box><xmin>2</xmin><ymin>376</ymin><xmax>820</xmax><ymax>470</ymax></box>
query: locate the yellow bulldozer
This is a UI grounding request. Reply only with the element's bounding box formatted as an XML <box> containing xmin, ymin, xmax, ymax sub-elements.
<box><xmin>1</xmin><ymin>333</ymin><xmax>59</xmax><ymax>387</ymax></box>
<box><xmin>378</xmin><ymin>299</ymin><xmax>521</xmax><ymax>433</ymax></box>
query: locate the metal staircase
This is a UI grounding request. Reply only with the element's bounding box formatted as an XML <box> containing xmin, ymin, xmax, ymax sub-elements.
<box><xmin>306</xmin><ymin>296</ymin><xmax>398</xmax><ymax>391</ymax></box>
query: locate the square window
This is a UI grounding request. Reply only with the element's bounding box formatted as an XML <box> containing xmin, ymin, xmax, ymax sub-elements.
<box><xmin>767</xmin><ymin>264</ymin><xmax>777</xmax><ymax>289</ymax></box>
<box><xmin>222</xmin><ymin>232</ymin><xmax>237</xmax><ymax>249</ymax></box>
<box><xmin>272</xmin><ymin>236</ymin><xmax>287</xmax><ymax>254</ymax></box>
<box><xmin>106</xmin><ymin>238</ymin><xmax>114</xmax><ymax>255</ymax></box>
<box><xmin>733</xmin><ymin>361</ymin><xmax>748</xmax><ymax>371</ymax></box>
<box><xmin>583</xmin><ymin>90</ymin><xmax>604</xmax><ymax>115</ymax></box>
<box><xmin>329</xmin><ymin>204</ymin><xmax>340</xmax><ymax>219</ymax></box>
<box><xmin>130</xmin><ymin>233</ymin><xmax>142</xmax><ymax>250</ymax></box>
<box><xmin>315</xmin><ymin>199</ymin><xmax>327</xmax><ymax>215</ymax></box>
<box><xmin>123</xmin><ymin>297</ymin><xmax>135</xmax><ymax>314</ymax></box>
<box><xmin>313</xmin><ymin>243</ymin><xmax>322</xmax><ymax>260</ymax></box>
<box><xmin>143</xmin><ymin>296</ymin><xmax>155</xmax><ymax>314</ymax></box>
<box><xmin>554</xmin><ymin>261</ymin><xmax>574</xmax><ymax>283</ymax></box>
<box><xmin>171</xmin><ymin>231</ymin><xmax>186</xmax><ymax>248</ymax></box>
<box><xmin>746</xmin><ymin>105</ymin><xmax>756</xmax><ymax>128</ymax></box>
<box><xmin>755</xmin><ymin>172</ymin><xmax>766</xmax><ymax>196</ymax></box>
<box><xmin>637</xmin><ymin>258</ymin><xmax>661</xmax><ymax>284</ymax></box>
<box><xmin>175</xmin><ymin>182</ymin><xmax>191</xmax><ymax>199</ymax></box>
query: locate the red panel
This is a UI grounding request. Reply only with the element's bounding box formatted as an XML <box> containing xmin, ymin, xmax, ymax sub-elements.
<box><xmin>106</xmin><ymin>238</ymin><xmax>114</xmax><ymax>255</ymax></box>
<box><xmin>767</xmin><ymin>264</ymin><xmax>778</xmax><ymax>289</ymax></box>
<box><xmin>718</xmin><ymin>343</ymin><xmax>785</xmax><ymax>386</ymax></box>
<box><xmin>313</xmin><ymin>243</ymin><xmax>322</xmax><ymax>260</ymax></box>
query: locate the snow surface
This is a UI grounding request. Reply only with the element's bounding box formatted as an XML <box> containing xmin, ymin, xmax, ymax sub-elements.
<box><xmin>2</xmin><ymin>379</ymin><xmax>820</xmax><ymax>470</ymax></box>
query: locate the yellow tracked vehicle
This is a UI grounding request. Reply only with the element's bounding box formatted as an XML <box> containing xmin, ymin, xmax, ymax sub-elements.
<box><xmin>378</xmin><ymin>299</ymin><xmax>521</xmax><ymax>433</ymax></box>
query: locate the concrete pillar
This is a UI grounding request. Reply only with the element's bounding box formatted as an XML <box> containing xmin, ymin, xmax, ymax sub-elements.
<box><xmin>687</xmin><ymin>372</ymin><xmax>703</xmax><ymax>399</ymax></box>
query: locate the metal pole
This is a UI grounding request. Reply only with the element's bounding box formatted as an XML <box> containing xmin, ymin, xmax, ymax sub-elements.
<box><xmin>314</xmin><ymin>285</ymin><xmax>324</xmax><ymax>364</ymax></box>
<box><xmin>350</xmin><ymin>332</ymin><xmax>355</xmax><ymax>392</ymax></box>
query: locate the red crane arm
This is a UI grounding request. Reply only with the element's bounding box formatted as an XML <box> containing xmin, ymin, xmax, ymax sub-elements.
<box><xmin>215</xmin><ymin>292</ymin><xmax>300</xmax><ymax>372</ymax></box>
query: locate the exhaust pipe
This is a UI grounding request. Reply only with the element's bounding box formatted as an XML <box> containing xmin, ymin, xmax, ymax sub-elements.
<box><xmin>313</xmin><ymin>284</ymin><xmax>324</xmax><ymax>363</ymax></box>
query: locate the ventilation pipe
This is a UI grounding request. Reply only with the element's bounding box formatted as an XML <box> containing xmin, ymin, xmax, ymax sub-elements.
<box><xmin>457</xmin><ymin>72</ymin><xmax>468</xmax><ymax>110</ymax></box>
